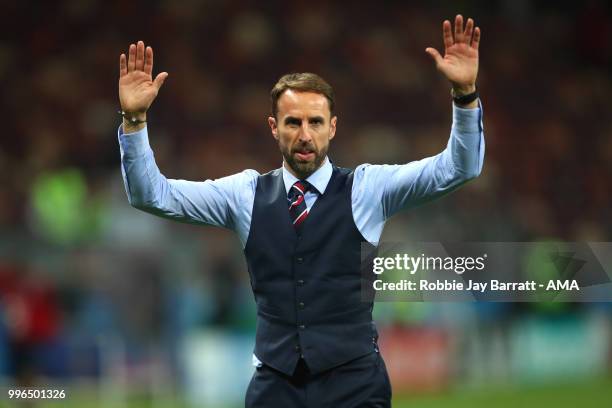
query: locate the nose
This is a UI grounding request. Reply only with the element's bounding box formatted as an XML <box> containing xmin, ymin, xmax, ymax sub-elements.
<box><xmin>298</xmin><ymin>122</ymin><xmax>312</xmax><ymax>142</ymax></box>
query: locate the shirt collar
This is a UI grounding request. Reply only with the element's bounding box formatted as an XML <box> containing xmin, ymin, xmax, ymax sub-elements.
<box><xmin>282</xmin><ymin>157</ymin><xmax>332</xmax><ymax>195</ymax></box>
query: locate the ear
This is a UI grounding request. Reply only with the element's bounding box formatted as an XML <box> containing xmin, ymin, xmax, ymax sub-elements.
<box><xmin>268</xmin><ymin>116</ymin><xmax>278</xmax><ymax>140</ymax></box>
<box><xmin>329</xmin><ymin>116</ymin><xmax>337</xmax><ymax>141</ymax></box>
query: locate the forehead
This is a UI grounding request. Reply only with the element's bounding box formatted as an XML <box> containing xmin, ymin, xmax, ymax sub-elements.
<box><xmin>277</xmin><ymin>89</ymin><xmax>330</xmax><ymax>118</ymax></box>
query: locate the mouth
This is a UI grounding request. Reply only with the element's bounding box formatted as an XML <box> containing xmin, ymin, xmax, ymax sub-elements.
<box><xmin>294</xmin><ymin>149</ymin><xmax>315</xmax><ymax>161</ymax></box>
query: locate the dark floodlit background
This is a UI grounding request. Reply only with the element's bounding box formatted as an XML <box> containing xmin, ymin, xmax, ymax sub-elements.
<box><xmin>1</xmin><ymin>1</ymin><xmax>611</xmax><ymax>407</ymax></box>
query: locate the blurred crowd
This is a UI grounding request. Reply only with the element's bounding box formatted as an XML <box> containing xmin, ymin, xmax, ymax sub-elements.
<box><xmin>0</xmin><ymin>0</ymin><xmax>611</xmax><ymax>398</ymax></box>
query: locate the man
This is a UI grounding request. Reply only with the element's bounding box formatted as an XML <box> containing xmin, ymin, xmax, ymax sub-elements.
<box><xmin>117</xmin><ymin>15</ymin><xmax>483</xmax><ymax>408</ymax></box>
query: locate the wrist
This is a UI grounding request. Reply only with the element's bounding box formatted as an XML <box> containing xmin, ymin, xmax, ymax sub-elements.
<box><xmin>119</xmin><ymin>110</ymin><xmax>146</xmax><ymax>123</ymax></box>
<box><xmin>451</xmin><ymin>85</ymin><xmax>479</xmax><ymax>108</ymax></box>
<box><xmin>451</xmin><ymin>83</ymin><xmax>476</xmax><ymax>96</ymax></box>
<box><xmin>123</xmin><ymin>119</ymin><xmax>146</xmax><ymax>133</ymax></box>
<box><xmin>119</xmin><ymin>110</ymin><xmax>147</xmax><ymax>133</ymax></box>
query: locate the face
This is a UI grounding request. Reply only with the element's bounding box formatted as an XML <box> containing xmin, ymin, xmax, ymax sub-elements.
<box><xmin>268</xmin><ymin>90</ymin><xmax>337</xmax><ymax>179</ymax></box>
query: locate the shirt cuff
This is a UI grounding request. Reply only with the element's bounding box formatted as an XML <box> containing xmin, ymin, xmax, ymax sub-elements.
<box><xmin>117</xmin><ymin>123</ymin><xmax>151</xmax><ymax>158</ymax></box>
<box><xmin>452</xmin><ymin>99</ymin><xmax>482</xmax><ymax>133</ymax></box>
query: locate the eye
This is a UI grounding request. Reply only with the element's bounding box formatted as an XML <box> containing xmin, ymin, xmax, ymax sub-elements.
<box><xmin>285</xmin><ymin>118</ymin><xmax>301</xmax><ymax>127</ymax></box>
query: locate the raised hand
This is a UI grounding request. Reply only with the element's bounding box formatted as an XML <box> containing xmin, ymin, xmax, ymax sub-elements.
<box><xmin>425</xmin><ymin>15</ymin><xmax>480</xmax><ymax>94</ymax></box>
<box><xmin>118</xmin><ymin>41</ymin><xmax>168</xmax><ymax>119</ymax></box>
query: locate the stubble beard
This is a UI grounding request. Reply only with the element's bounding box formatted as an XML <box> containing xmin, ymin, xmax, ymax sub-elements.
<box><xmin>281</xmin><ymin>142</ymin><xmax>328</xmax><ymax>180</ymax></box>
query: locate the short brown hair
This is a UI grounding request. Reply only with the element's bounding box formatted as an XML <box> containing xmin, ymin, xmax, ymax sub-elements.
<box><xmin>270</xmin><ymin>73</ymin><xmax>335</xmax><ymax>118</ymax></box>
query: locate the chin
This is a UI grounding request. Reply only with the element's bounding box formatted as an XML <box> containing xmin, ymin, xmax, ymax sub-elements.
<box><xmin>283</xmin><ymin>150</ymin><xmax>325</xmax><ymax>178</ymax></box>
<box><xmin>295</xmin><ymin>163</ymin><xmax>315</xmax><ymax>175</ymax></box>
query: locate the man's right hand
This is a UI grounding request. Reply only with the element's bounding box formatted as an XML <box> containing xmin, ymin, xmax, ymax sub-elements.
<box><xmin>119</xmin><ymin>41</ymin><xmax>168</xmax><ymax>132</ymax></box>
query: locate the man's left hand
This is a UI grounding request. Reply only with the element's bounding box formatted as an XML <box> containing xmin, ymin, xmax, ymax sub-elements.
<box><xmin>426</xmin><ymin>15</ymin><xmax>480</xmax><ymax>95</ymax></box>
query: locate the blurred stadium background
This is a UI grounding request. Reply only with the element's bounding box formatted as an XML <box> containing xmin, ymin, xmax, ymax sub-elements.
<box><xmin>1</xmin><ymin>1</ymin><xmax>611</xmax><ymax>407</ymax></box>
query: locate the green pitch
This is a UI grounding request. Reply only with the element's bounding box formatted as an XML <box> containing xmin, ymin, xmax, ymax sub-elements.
<box><xmin>395</xmin><ymin>378</ymin><xmax>612</xmax><ymax>408</ymax></box>
<box><xmin>5</xmin><ymin>378</ymin><xmax>611</xmax><ymax>408</ymax></box>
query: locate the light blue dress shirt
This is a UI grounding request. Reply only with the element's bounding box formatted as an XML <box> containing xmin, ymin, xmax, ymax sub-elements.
<box><xmin>119</xmin><ymin>102</ymin><xmax>484</xmax><ymax>248</ymax></box>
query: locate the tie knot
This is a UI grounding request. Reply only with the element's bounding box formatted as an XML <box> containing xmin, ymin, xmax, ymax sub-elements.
<box><xmin>289</xmin><ymin>180</ymin><xmax>310</xmax><ymax>198</ymax></box>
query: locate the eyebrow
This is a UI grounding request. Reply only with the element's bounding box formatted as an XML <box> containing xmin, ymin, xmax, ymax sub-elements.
<box><xmin>284</xmin><ymin>116</ymin><xmax>325</xmax><ymax>125</ymax></box>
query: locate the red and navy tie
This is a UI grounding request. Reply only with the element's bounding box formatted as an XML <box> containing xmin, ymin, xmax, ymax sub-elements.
<box><xmin>288</xmin><ymin>180</ymin><xmax>310</xmax><ymax>231</ymax></box>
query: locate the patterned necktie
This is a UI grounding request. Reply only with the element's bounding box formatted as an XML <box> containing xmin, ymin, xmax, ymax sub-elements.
<box><xmin>288</xmin><ymin>180</ymin><xmax>310</xmax><ymax>231</ymax></box>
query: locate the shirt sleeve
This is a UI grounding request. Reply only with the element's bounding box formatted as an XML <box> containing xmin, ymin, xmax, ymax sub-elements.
<box><xmin>351</xmin><ymin>101</ymin><xmax>485</xmax><ymax>244</ymax></box>
<box><xmin>118</xmin><ymin>125</ymin><xmax>258</xmax><ymax>241</ymax></box>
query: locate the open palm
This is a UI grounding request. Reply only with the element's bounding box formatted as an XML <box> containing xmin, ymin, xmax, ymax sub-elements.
<box><xmin>426</xmin><ymin>15</ymin><xmax>480</xmax><ymax>92</ymax></box>
<box><xmin>119</xmin><ymin>41</ymin><xmax>168</xmax><ymax>114</ymax></box>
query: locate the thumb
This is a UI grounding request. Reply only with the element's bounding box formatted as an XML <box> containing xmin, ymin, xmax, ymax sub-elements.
<box><xmin>425</xmin><ymin>47</ymin><xmax>443</xmax><ymax>67</ymax></box>
<box><xmin>153</xmin><ymin>72</ymin><xmax>168</xmax><ymax>90</ymax></box>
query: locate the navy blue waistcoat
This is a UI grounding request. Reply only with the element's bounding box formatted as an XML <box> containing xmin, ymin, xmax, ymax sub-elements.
<box><xmin>244</xmin><ymin>166</ymin><xmax>378</xmax><ymax>376</ymax></box>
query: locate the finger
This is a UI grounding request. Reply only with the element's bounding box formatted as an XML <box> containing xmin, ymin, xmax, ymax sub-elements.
<box><xmin>472</xmin><ymin>27</ymin><xmax>481</xmax><ymax>50</ymax></box>
<box><xmin>144</xmin><ymin>46</ymin><xmax>153</xmax><ymax>76</ymax></box>
<box><xmin>454</xmin><ymin>14</ymin><xmax>464</xmax><ymax>43</ymax></box>
<box><xmin>443</xmin><ymin>20</ymin><xmax>453</xmax><ymax>50</ymax></box>
<box><xmin>425</xmin><ymin>47</ymin><xmax>444</xmax><ymax>67</ymax></box>
<box><xmin>153</xmin><ymin>72</ymin><xmax>168</xmax><ymax>90</ymax></box>
<box><xmin>464</xmin><ymin>18</ymin><xmax>474</xmax><ymax>44</ymax></box>
<box><xmin>136</xmin><ymin>40</ymin><xmax>145</xmax><ymax>71</ymax></box>
<box><xmin>128</xmin><ymin>43</ymin><xmax>136</xmax><ymax>72</ymax></box>
<box><xmin>119</xmin><ymin>53</ymin><xmax>127</xmax><ymax>77</ymax></box>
